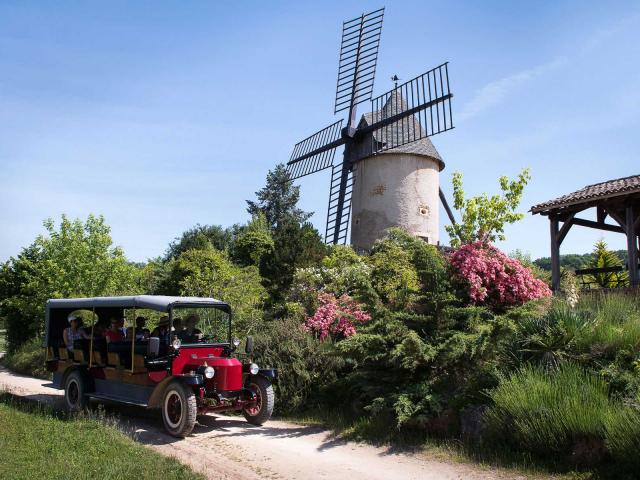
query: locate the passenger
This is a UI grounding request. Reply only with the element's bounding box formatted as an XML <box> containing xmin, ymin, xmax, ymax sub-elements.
<box><xmin>63</xmin><ymin>315</ymin><xmax>88</xmax><ymax>352</ymax></box>
<box><xmin>126</xmin><ymin>316</ymin><xmax>150</xmax><ymax>341</ymax></box>
<box><xmin>105</xmin><ymin>317</ymin><xmax>125</xmax><ymax>343</ymax></box>
<box><xmin>117</xmin><ymin>317</ymin><xmax>127</xmax><ymax>337</ymax></box>
<box><xmin>92</xmin><ymin>318</ymin><xmax>109</xmax><ymax>338</ymax></box>
<box><xmin>151</xmin><ymin>316</ymin><xmax>171</xmax><ymax>344</ymax></box>
<box><xmin>172</xmin><ymin>317</ymin><xmax>183</xmax><ymax>334</ymax></box>
<box><xmin>178</xmin><ymin>314</ymin><xmax>203</xmax><ymax>343</ymax></box>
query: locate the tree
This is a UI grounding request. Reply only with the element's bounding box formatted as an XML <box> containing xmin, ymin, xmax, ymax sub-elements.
<box><xmin>0</xmin><ymin>215</ymin><xmax>141</xmax><ymax>351</ymax></box>
<box><xmin>444</xmin><ymin>169</ymin><xmax>531</xmax><ymax>248</ymax></box>
<box><xmin>165</xmin><ymin>224</ymin><xmax>233</xmax><ymax>260</ymax></box>
<box><xmin>260</xmin><ymin>221</ymin><xmax>327</xmax><ymax>304</ymax></box>
<box><xmin>246</xmin><ymin>164</ymin><xmax>312</xmax><ymax>230</ymax></box>
<box><xmin>246</xmin><ymin>165</ymin><xmax>327</xmax><ymax>304</ymax></box>
<box><xmin>585</xmin><ymin>239</ymin><xmax>629</xmax><ymax>288</ymax></box>
<box><xmin>171</xmin><ymin>247</ymin><xmax>266</xmax><ymax>334</ymax></box>
<box><xmin>231</xmin><ymin>213</ymin><xmax>275</xmax><ymax>267</ymax></box>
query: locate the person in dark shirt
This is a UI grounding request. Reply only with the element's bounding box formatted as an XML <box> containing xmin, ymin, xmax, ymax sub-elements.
<box><xmin>178</xmin><ymin>314</ymin><xmax>203</xmax><ymax>343</ymax></box>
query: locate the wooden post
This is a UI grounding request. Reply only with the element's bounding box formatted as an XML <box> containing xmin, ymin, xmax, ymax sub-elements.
<box><xmin>626</xmin><ymin>205</ymin><xmax>639</xmax><ymax>287</ymax></box>
<box><xmin>550</xmin><ymin>216</ymin><xmax>561</xmax><ymax>292</ymax></box>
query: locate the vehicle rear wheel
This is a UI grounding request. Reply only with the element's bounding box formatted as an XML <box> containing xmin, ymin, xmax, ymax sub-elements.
<box><xmin>161</xmin><ymin>381</ymin><xmax>197</xmax><ymax>437</ymax></box>
<box><xmin>64</xmin><ymin>370</ymin><xmax>88</xmax><ymax>412</ymax></box>
<box><xmin>243</xmin><ymin>376</ymin><xmax>274</xmax><ymax>426</ymax></box>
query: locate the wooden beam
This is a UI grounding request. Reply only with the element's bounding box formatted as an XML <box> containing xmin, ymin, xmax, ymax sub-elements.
<box><xmin>550</xmin><ymin>217</ymin><xmax>561</xmax><ymax>292</ymax></box>
<box><xmin>572</xmin><ymin>217</ymin><xmax>625</xmax><ymax>234</ymax></box>
<box><xmin>603</xmin><ymin>205</ymin><xmax>627</xmax><ymax>229</ymax></box>
<box><xmin>627</xmin><ymin>205</ymin><xmax>639</xmax><ymax>287</ymax></box>
<box><xmin>557</xmin><ymin>214</ymin><xmax>575</xmax><ymax>246</ymax></box>
<box><xmin>597</xmin><ymin>206</ymin><xmax>607</xmax><ymax>224</ymax></box>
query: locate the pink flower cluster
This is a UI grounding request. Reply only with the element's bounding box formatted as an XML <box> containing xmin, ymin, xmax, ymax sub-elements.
<box><xmin>448</xmin><ymin>241</ymin><xmax>551</xmax><ymax>309</ymax></box>
<box><xmin>305</xmin><ymin>293</ymin><xmax>371</xmax><ymax>341</ymax></box>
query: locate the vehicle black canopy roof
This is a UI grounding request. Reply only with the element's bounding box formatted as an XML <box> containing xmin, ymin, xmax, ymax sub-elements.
<box><xmin>46</xmin><ymin>295</ymin><xmax>230</xmax><ymax>313</ymax></box>
<box><xmin>45</xmin><ymin>295</ymin><xmax>230</xmax><ymax>347</ymax></box>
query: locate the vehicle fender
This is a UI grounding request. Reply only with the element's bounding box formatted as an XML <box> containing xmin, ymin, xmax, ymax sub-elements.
<box><xmin>147</xmin><ymin>374</ymin><xmax>204</xmax><ymax>409</ymax></box>
<box><xmin>258</xmin><ymin>368</ymin><xmax>278</xmax><ymax>381</ymax></box>
<box><xmin>246</xmin><ymin>369</ymin><xmax>277</xmax><ymax>385</ymax></box>
<box><xmin>60</xmin><ymin>365</ymin><xmax>94</xmax><ymax>392</ymax></box>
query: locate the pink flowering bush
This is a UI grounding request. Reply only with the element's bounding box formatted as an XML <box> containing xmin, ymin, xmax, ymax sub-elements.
<box><xmin>305</xmin><ymin>292</ymin><xmax>371</xmax><ymax>341</ymax></box>
<box><xmin>448</xmin><ymin>241</ymin><xmax>551</xmax><ymax>310</ymax></box>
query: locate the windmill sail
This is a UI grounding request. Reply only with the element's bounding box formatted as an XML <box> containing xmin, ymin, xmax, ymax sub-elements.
<box><xmin>362</xmin><ymin>63</ymin><xmax>453</xmax><ymax>154</ymax></box>
<box><xmin>286</xmin><ymin>120</ymin><xmax>344</xmax><ymax>179</ymax></box>
<box><xmin>334</xmin><ymin>8</ymin><xmax>385</xmax><ymax>115</ymax></box>
<box><xmin>325</xmin><ymin>163</ymin><xmax>354</xmax><ymax>245</ymax></box>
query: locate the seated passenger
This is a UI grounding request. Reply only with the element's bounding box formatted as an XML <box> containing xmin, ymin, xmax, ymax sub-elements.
<box><xmin>117</xmin><ymin>317</ymin><xmax>127</xmax><ymax>337</ymax></box>
<box><xmin>126</xmin><ymin>316</ymin><xmax>150</xmax><ymax>341</ymax></box>
<box><xmin>63</xmin><ymin>315</ymin><xmax>88</xmax><ymax>352</ymax></box>
<box><xmin>105</xmin><ymin>317</ymin><xmax>125</xmax><ymax>343</ymax></box>
<box><xmin>178</xmin><ymin>314</ymin><xmax>203</xmax><ymax>343</ymax></box>
<box><xmin>172</xmin><ymin>317</ymin><xmax>183</xmax><ymax>334</ymax></box>
<box><xmin>151</xmin><ymin>316</ymin><xmax>171</xmax><ymax>344</ymax></box>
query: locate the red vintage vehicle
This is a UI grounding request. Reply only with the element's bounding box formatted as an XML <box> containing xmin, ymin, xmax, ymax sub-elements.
<box><xmin>45</xmin><ymin>295</ymin><xmax>276</xmax><ymax>437</ymax></box>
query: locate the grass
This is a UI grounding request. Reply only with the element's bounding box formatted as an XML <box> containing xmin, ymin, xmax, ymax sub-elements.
<box><xmin>0</xmin><ymin>392</ymin><xmax>205</xmax><ymax>480</ymax></box>
<box><xmin>573</xmin><ymin>293</ymin><xmax>640</xmax><ymax>353</ymax></box>
<box><xmin>0</xmin><ymin>328</ymin><xmax>5</xmax><ymax>353</ymax></box>
<box><xmin>485</xmin><ymin>363</ymin><xmax>640</xmax><ymax>478</ymax></box>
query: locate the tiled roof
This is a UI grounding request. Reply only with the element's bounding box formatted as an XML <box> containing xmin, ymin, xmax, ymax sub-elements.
<box><xmin>360</xmin><ymin>90</ymin><xmax>444</xmax><ymax>169</ymax></box>
<box><xmin>531</xmin><ymin>174</ymin><xmax>640</xmax><ymax>214</ymax></box>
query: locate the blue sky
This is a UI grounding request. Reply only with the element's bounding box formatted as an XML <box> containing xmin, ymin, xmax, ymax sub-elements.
<box><xmin>1</xmin><ymin>1</ymin><xmax>638</xmax><ymax>262</ymax></box>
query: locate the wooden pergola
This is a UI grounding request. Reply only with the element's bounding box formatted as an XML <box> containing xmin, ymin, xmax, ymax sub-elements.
<box><xmin>531</xmin><ymin>175</ymin><xmax>640</xmax><ymax>291</ymax></box>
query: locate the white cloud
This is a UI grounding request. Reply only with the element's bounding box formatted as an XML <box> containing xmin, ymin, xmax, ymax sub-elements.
<box><xmin>458</xmin><ymin>57</ymin><xmax>566</xmax><ymax>122</ymax></box>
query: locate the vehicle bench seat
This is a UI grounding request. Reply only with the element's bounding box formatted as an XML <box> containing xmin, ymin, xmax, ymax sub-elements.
<box><xmin>107</xmin><ymin>341</ymin><xmax>148</xmax><ymax>368</ymax></box>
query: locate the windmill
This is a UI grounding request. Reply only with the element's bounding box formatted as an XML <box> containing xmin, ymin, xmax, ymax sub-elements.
<box><xmin>286</xmin><ymin>7</ymin><xmax>456</xmax><ymax>249</ymax></box>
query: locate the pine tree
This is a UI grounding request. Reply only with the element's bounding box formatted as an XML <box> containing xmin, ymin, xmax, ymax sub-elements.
<box><xmin>586</xmin><ymin>239</ymin><xmax>629</xmax><ymax>288</ymax></box>
<box><xmin>246</xmin><ymin>164</ymin><xmax>312</xmax><ymax>229</ymax></box>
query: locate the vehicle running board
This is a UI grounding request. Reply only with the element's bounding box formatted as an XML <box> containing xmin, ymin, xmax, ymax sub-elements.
<box><xmin>87</xmin><ymin>393</ymin><xmax>148</xmax><ymax>407</ymax></box>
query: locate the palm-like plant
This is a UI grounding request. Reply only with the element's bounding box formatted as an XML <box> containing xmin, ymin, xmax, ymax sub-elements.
<box><xmin>517</xmin><ymin>302</ymin><xmax>592</xmax><ymax>369</ymax></box>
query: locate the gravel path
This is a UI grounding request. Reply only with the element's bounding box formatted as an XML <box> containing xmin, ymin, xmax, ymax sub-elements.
<box><xmin>0</xmin><ymin>366</ymin><xmax>528</xmax><ymax>480</ymax></box>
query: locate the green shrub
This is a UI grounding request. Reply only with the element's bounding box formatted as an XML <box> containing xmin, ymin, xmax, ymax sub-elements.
<box><xmin>252</xmin><ymin>316</ymin><xmax>345</xmax><ymax>414</ymax></box>
<box><xmin>3</xmin><ymin>337</ymin><xmax>49</xmax><ymax>379</ymax></box>
<box><xmin>515</xmin><ymin>301</ymin><xmax>592</xmax><ymax>368</ymax></box>
<box><xmin>486</xmin><ymin>363</ymin><xmax>612</xmax><ymax>461</ymax></box>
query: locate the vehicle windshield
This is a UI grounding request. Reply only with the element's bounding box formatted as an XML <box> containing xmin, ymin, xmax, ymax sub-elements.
<box><xmin>170</xmin><ymin>305</ymin><xmax>231</xmax><ymax>345</ymax></box>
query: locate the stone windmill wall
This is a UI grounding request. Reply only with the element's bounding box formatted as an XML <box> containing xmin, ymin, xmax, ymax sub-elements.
<box><xmin>350</xmin><ymin>91</ymin><xmax>445</xmax><ymax>251</ymax></box>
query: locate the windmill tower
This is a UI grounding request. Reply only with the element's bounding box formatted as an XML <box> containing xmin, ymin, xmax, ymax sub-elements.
<box><xmin>285</xmin><ymin>8</ymin><xmax>456</xmax><ymax>248</ymax></box>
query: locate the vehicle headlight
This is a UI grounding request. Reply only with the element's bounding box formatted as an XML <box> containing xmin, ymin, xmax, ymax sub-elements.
<box><xmin>232</xmin><ymin>337</ymin><xmax>241</xmax><ymax>347</ymax></box>
<box><xmin>171</xmin><ymin>338</ymin><xmax>182</xmax><ymax>349</ymax></box>
<box><xmin>249</xmin><ymin>363</ymin><xmax>259</xmax><ymax>375</ymax></box>
<box><xmin>204</xmin><ymin>366</ymin><xmax>215</xmax><ymax>379</ymax></box>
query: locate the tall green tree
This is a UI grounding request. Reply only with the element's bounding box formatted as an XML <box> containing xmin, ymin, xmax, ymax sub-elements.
<box><xmin>231</xmin><ymin>213</ymin><xmax>275</xmax><ymax>267</ymax></box>
<box><xmin>247</xmin><ymin>164</ymin><xmax>326</xmax><ymax>304</ymax></box>
<box><xmin>165</xmin><ymin>224</ymin><xmax>233</xmax><ymax>260</ymax></box>
<box><xmin>246</xmin><ymin>164</ymin><xmax>312</xmax><ymax>229</ymax></box>
<box><xmin>585</xmin><ymin>239</ymin><xmax>629</xmax><ymax>288</ymax></box>
<box><xmin>171</xmin><ymin>247</ymin><xmax>266</xmax><ymax>334</ymax></box>
<box><xmin>445</xmin><ymin>169</ymin><xmax>531</xmax><ymax>248</ymax></box>
<box><xmin>0</xmin><ymin>215</ymin><xmax>141</xmax><ymax>351</ymax></box>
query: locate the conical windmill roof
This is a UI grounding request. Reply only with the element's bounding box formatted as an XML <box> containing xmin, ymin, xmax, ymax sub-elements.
<box><xmin>361</xmin><ymin>89</ymin><xmax>444</xmax><ymax>170</ymax></box>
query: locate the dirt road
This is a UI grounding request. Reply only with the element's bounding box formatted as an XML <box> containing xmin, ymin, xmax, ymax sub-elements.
<box><xmin>0</xmin><ymin>366</ymin><xmax>526</xmax><ymax>480</ymax></box>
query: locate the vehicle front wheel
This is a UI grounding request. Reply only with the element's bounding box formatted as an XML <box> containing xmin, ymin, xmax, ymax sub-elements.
<box><xmin>161</xmin><ymin>381</ymin><xmax>197</xmax><ymax>437</ymax></box>
<box><xmin>64</xmin><ymin>370</ymin><xmax>88</xmax><ymax>412</ymax></box>
<box><xmin>243</xmin><ymin>375</ymin><xmax>274</xmax><ymax>426</ymax></box>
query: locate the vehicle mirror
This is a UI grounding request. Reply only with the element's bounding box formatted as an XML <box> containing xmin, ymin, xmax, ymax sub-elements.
<box><xmin>245</xmin><ymin>336</ymin><xmax>254</xmax><ymax>355</ymax></box>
